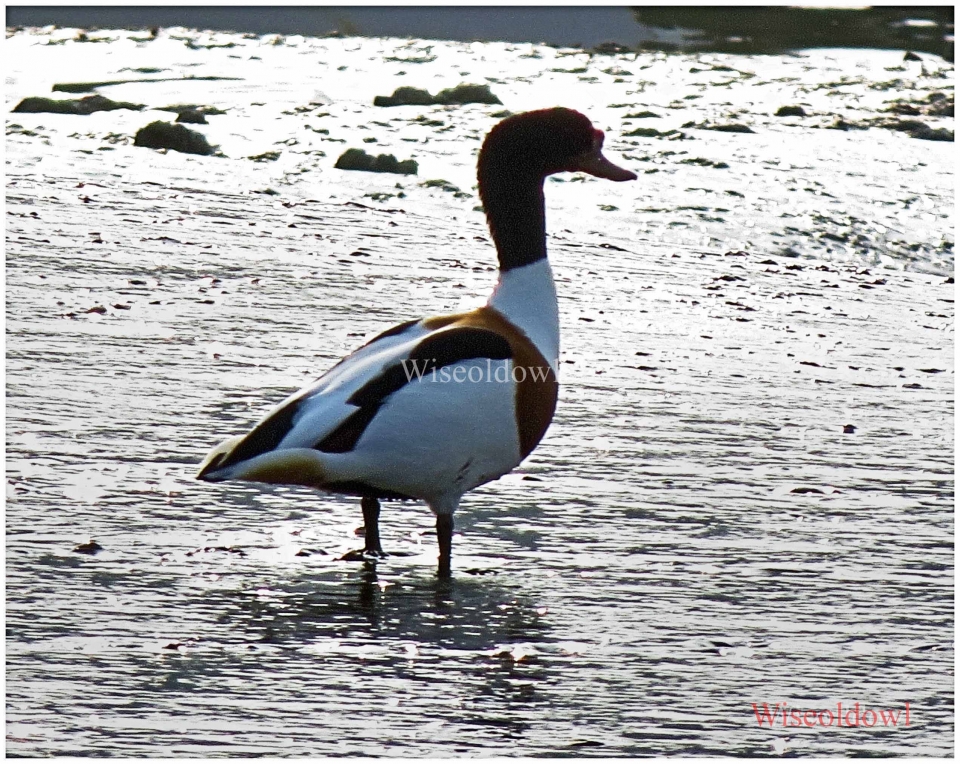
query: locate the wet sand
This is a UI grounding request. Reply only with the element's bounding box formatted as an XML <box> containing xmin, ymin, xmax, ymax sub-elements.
<box><xmin>5</xmin><ymin>27</ymin><xmax>954</xmax><ymax>757</ymax></box>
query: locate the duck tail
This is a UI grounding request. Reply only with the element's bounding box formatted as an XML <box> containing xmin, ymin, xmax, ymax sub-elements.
<box><xmin>197</xmin><ymin>438</ymin><xmax>330</xmax><ymax>489</ymax></box>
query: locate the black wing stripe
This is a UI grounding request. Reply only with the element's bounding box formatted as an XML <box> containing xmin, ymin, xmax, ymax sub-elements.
<box><xmin>215</xmin><ymin>397</ymin><xmax>303</xmax><ymax>469</ymax></box>
<box><xmin>315</xmin><ymin>327</ymin><xmax>513</xmax><ymax>454</ymax></box>
<box><xmin>347</xmin><ymin>364</ymin><xmax>415</xmax><ymax>409</ymax></box>
<box><xmin>415</xmin><ymin>326</ymin><xmax>513</xmax><ymax>370</ymax></box>
<box><xmin>313</xmin><ymin>405</ymin><xmax>380</xmax><ymax>454</ymax></box>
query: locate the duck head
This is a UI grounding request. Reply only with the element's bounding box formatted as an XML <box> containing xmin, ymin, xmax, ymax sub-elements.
<box><xmin>478</xmin><ymin>107</ymin><xmax>637</xmax><ymax>186</ymax></box>
<box><xmin>477</xmin><ymin>108</ymin><xmax>636</xmax><ymax>271</ymax></box>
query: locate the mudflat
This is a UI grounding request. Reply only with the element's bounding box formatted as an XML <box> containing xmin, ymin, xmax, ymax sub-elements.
<box><xmin>6</xmin><ymin>27</ymin><xmax>953</xmax><ymax>757</ymax></box>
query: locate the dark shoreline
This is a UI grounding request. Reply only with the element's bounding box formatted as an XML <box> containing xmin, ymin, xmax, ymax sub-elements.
<box><xmin>634</xmin><ymin>6</ymin><xmax>954</xmax><ymax>59</ymax></box>
<box><xmin>6</xmin><ymin>5</ymin><xmax>955</xmax><ymax>59</ymax></box>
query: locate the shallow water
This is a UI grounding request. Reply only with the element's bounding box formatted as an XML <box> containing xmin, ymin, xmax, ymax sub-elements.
<box><xmin>5</xmin><ymin>28</ymin><xmax>954</xmax><ymax>756</ymax></box>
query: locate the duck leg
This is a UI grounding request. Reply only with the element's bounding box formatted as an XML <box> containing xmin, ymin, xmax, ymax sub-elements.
<box><xmin>342</xmin><ymin>496</ymin><xmax>384</xmax><ymax>562</ymax></box>
<box><xmin>436</xmin><ymin>513</ymin><xmax>454</xmax><ymax>578</ymax></box>
<box><xmin>361</xmin><ymin>496</ymin><xmax>384</xmax><ymax>556</ymax></box>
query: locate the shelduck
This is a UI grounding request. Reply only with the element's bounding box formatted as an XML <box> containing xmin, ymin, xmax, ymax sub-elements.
<box><xmin>197</xmin><ymin>108</ymin><xmax>636</xmax><ymax>577</ymax></box>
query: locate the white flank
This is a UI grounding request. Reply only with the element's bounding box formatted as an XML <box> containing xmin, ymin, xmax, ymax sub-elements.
<box><xmin>326</xmin><ymin>356</ymin><xmax>522</xmax><ymax>509</ymax></box>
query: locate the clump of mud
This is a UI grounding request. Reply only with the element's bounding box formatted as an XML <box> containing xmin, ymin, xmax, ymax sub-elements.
<box><xmin>833</xmin><ymin>93</ymin><xmax>955</xmax><ymax>141</ymax></box>
<box><xmin>374</xmin><ymin>83</ymin><xmax>501</xmax><ymax>107</ymax></box>
<box><xmin>156</xmin><ymin>104</ymin><xmax>227</xmax><ymax>116</ymax></box>
<box><xmin>175</xmin><ymin>109</ymin><xmax>207</xmax><ymax>124</ymax></box>
<box><xmin>133</xmin><ymin>121</ymin><xmax>215</xmax><ymax>155</ymax></box>
<box><xmin>12</xmin><ymin>94</ymin><xmax>143</xmax><ymax>115</ymax></box>
<box><xmin>373</xmin><ymin>86</ymin><xmax>434</xmax><ymax>107</ymax></box>
<box><xmin>774</xmin><ymin>105</ymin><xmax>807</xmax><ymax>117</ymax></box>
<box><xmin>335</xmin><ymin>148</ymin><xmax>417</xmax><ymax>174</ymax></box>
<box><xmin>881</xmin><ymin>120</ymin><xmax>953</xmax><ymax>141</ymax></box>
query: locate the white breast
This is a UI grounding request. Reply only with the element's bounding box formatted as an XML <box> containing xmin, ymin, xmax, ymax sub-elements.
<box><xmin>486</xmin><ymin>258</ymin><xmax>560</xmax><ymax>373</ymax></box>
